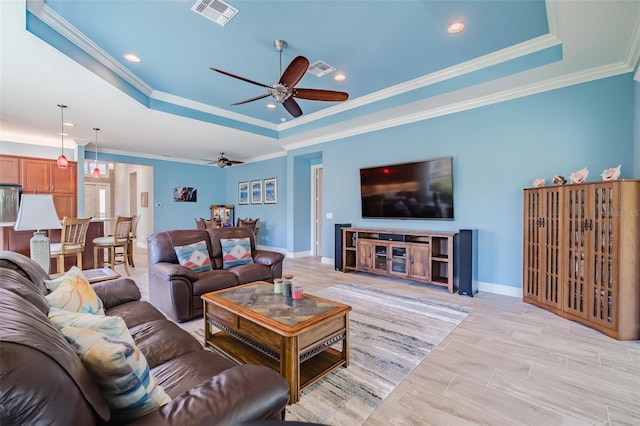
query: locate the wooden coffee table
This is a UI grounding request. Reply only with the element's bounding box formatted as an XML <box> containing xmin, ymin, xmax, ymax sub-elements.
<box><xmin>202</xmin><ymin>282</ymin><xmax>351</xmax><ymax>403</ymax></box>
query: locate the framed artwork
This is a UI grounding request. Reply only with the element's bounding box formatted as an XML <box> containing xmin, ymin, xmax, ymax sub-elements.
<box><xmin>250</xmin><ymin>180</ymin><xmax>262</xmax><ymax>204</ymax></box>
<box><xmin>173</xmin><ymin>186</ymin><xmax>197</xmax><ymax>202</ymax></box>
<box><xmin>140</xmin><ymin>191</ymin><xmax>148</xmax><ymax>207</ymax></box>
<box><xmin>263</xmin><ymin>177</ymin><xmax>277</xmax><ymax>204</ymax></box>
<box><xmin>238</xmin><ymin>181</ymin><xmax>249</xmax><ymax>205</ymax></box>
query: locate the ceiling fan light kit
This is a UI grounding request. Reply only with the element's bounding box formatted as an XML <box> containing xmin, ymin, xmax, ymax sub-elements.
<box><xmin>210</xmin><ymin>39</ymin><xmax>349</xmax><ymax>118</ymax></box>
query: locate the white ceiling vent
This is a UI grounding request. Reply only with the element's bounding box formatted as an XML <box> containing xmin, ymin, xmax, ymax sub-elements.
<box><xmin>191</xmin><ymin>0</ymin><xmax>238</xmax><ymax>27</ymax></box>
<box><xmin>307</xmin><ymin>61</ymin><xmax>335</xmax><ymax>78</ymax></box>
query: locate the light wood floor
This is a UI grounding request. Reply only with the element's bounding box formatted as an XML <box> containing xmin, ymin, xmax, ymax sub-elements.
<box><xmin>127</xmin><ymin>247</ymin><xmax>640</xmax><ymax>426</ymax></box>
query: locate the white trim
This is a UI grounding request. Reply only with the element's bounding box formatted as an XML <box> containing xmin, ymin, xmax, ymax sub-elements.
<box><xmin>310</xmin><ymin>164</ymin><xmax>322</xmax><ymax>256</ymax></box>
<box><xmin>478</xmin><ymin>281</ymin><xmax>522</xmax><ymax>298</ymax></box>
<box><xmin>283</xmin><ymin>62</ymin><xmax>632</xmax><ymax>152</ymax></box>
<box><xmin>635</xmin><ymin>67</ymin><xmax>640</xmax><ymax>82</ymax></box>
<box><xmin>624</xmin><ymin>9</ymin><xmax>640</xmax><ymax>72</ymax></box>
<box><xmin>27</xmin><ymin>0</ymin><xmax>153</xmax><ymax>97</ymax></box>
<box><xmin>321</xmin><ymin>257</ymin><xmax>333</xmax><ymax>265</ymax></box>
<box><xmin>256</xmin><ymin>244</ymin><xmax>286</xmax><ymax>255</ymax></box>
<box><xmin>286</xmin><ymin>250</ymin><xmax>311</xmax><ymax>259</ymax></box>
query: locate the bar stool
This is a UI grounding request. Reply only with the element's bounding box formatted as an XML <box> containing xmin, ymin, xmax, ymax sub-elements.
<box><xmin>93</xmin><ymin>215</ymin><xmax>134</xmax><ymax>275</ymax></box>
<box><xmin>50</xmin><ymin>216</ymin><xmax>92</xmax><ymax>274</ymax></box>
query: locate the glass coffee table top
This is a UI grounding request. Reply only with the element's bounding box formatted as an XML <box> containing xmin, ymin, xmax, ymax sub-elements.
<box><xmin>213</xmin><ymin>282</ymin><xmax>339</xmax><ymax>327</ymax></box>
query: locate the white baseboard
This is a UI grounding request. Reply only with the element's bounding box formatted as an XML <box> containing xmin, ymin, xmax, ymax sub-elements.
<box><xmin>286</xmin><ymin>250</ymin><xmax>311</xmax><ymax>259</ymax></box>
<box><xmin>257</xmin><ymin>245</ymin><xmax>287</xmax><ymax>255</ymax></box>
<box><xmin>321</xmin><ymin>257</ymin><xmax>333</xmax><ymax>265</ymax></box>
<box><xmin>478</xmin><ymin>281</ymin><xmax>522</xmax><ymax>298</ymax></box>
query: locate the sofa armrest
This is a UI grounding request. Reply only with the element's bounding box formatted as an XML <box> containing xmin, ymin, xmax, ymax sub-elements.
<box><xmin>253</xmin><ymin>249</ymin><xmax>284</xmax><ymax>267</ymax></box>
<box><xmin>128</xmin><ymin>365</ymin><xmax>289</xmax><ymax>426</ymax></box>
<box><xmin>150</xmin><ymin>262</ymin><xmax>199</xmax><ymax>282</ymax></box>
<box><xmin>92</xmin><ymin>278</ymin><xmax>141</xmax><ymax>309</ymax></box>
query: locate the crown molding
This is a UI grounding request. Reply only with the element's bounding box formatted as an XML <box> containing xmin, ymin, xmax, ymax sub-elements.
<box><xmin>27</xmin><ymin>0</ymin><xmax>153</xmax><ymax>96</ymax></box>
<box><xmin>283</xmin><ymin>62</ymin><xmax>632</xmax><ymax>152</ymax></box>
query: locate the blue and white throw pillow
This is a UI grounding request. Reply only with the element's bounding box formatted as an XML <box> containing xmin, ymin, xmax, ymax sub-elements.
<box><xmin>60</xmin><ymin>320</ymin><xmax>171</xmax><ymax>423</ymax></box>
<box><xmin>45</xmin><ymin>267</ymin><xmax>105</xmax><ymax>315</ymax></box>
<box><xmin>174</xmin><ymin>240</ymin><xmax>212</xmax><ymax>273</ymax></box>
<box><xmin>221</xmin><ymin>237</ymin><xmax>254</xmax><ymax>268</ymax></box>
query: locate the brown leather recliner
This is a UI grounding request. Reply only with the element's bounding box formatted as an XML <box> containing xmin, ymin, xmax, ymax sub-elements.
<box><xmin>147</xmin><ymin>227</ymin><xmax>284</xmax><ymax>322</ymax></box>
<box><xmin>0</xmin><ymin>250</ymin><xmax>290</xmax><ymax>425</ymax></box>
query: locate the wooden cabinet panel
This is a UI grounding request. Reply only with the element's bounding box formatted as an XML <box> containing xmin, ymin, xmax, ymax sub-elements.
<box><xmin>21</xmin><ymin>158</ymin><xmax>50</xmax><ymax>192</ymax></box>
<box><xmin>51</xmin><ymin>162</ymin><xmax>77</xmax><ymax>194</ymax></box>
<box><xmin>408</xmin><ymin>244</ymin><xmax>430</xmax><ymax>281</ymax></box>
<box><xmin>523</xmin><ymin>180</ymin><xmax>640</xmax><ymax>340</ymax></box>
<box><xmin>53</xmin><ymin>194</ymin><xmax>77</xmax><ymax>219</ymax></box>
<box><xmin>356</xmin><ymin>239</ymin><xmax>373</xmax><ymax>271</ymax></box>
<box><xmin>0</xmin><ymin>155</ymin><xmax>21</xmax><ymax>184</ymax></box>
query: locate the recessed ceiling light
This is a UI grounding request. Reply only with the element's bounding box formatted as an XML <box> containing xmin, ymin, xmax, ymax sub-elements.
<box><xmin>448</xmin><ymin>20</ymin><xmax>464</xmax><ymax>34</ymax></box>
<box><xmin>63</xmin><ymin>122</ymin><xmax>74</xmax><ymax>127</ymax></box>
<box><xmin>334</xmin><ymin>73</ymin><xmax>346</xmax><ymax>82</ymax></box>
<box><xmin>124</xmin><ymin>53</ymin><xmax>141</xmax><ymax>63</ymax></box>
<box><xmin>266</xmin><ymin>103</ymin><xmax>276</xmax><ymax>109</ymax></box>
<box><xmin>58</xmin><ymin>132</ymin><xmax>69</xmax><ymax>137</ymax></box>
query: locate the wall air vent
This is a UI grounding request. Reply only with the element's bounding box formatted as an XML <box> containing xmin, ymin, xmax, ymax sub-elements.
<box><xmin>191</xmin><ymin>0</ymin><xmax>238</xmax><ymax>27</ymax></box>
<box><xmin>307</xmin><ymin>61</ymin><xmax>335</xmax><ymax>78</ymax></box>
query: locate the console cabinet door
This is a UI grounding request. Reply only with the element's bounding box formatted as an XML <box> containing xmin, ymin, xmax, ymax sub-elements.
<box><xmin>408</xmin><ymin>244</ymin><xmax>430</xmax><ymax>281</ymax></box>
<box><xmin>357</xmin><ymin>239</ymin><xmax>374</xmax><ymax>271</ymax></box>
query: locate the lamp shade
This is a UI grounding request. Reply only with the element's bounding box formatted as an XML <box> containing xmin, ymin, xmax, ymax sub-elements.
<box><xmin>14</xmin><ymin>194</ymin><xmax>62</xmax><ymax>231</ymax></box>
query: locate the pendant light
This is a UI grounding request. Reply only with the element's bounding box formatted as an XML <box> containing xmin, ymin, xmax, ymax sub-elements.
<box><xmin>56</xmin><ymin>104</ymin><xmax>69</xmax><ymax>169</ymax></box>
<box><xmin>92</xmin><ymin>127</ymin><xmax>101</xmax><ymax>178</ymax></box>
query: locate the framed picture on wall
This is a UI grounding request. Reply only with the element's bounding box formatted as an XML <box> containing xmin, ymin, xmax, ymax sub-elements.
<box><xmin>263</xmin><ymin>177</ymin><xmax>277</xmax><ymax>204</ymax></box>
<box><xmin>250</xmin><ymin>180</ymin><xmax>262</xmax><ymax>204</ymax></box>
<box><xmin>238</xmin><ymin>181</ymin><xmax>249</xmax><ymax>205</ymax></box>
<box><xmin>173</xmin><ymin>186</ymin><xmax>197</xmax><ymax>202</ymax></box>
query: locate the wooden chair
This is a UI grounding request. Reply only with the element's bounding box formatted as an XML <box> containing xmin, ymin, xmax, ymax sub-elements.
<box><xmin>50</xmin><ymin>216</ymin><xmax>92</xmax><ymax>274</ymax></box>
<box><xmin>127</xmin><ymin>214</ymin><xmax>141</xmax><ymax>268</ymax></box>
<box><xmin>237</xmin><ymin>217</ymin><xmax>260</xmax><ymax>239</ymax></box>
<box><xmin>195</xmin><ymin>217</ymin><xmax>213</xmax><ymax>229</ymax></box>
<box><xmin>93</xmin><ymin>215</ymin><xmax>134</xmax><ymax>276</ymax></box>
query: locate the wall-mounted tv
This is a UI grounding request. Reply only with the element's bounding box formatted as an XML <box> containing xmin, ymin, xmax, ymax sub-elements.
<box><xmin>360</xmin><ymin>156</ymin><xmax>454</xmax><ymax>220</ymax></box>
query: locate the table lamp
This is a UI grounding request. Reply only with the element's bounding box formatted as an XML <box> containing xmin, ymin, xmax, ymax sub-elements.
<box><xmin>14</xmin><ymin>194</ymin><xmax>62</xmax><ymax>273</ymax></box>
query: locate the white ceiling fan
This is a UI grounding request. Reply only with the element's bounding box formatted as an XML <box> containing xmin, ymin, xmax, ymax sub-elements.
<box><xmin>204</xmin><ymin>152</ymin><xmax>244</xmax><ymax>168</ymax></box>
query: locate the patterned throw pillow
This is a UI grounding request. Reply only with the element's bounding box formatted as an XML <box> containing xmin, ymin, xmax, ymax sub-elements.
<box><xmin>60</xmin><ymin>323</ymin><xmax>171</xmax><ymax>423</ymax></box>
<box><xmin>221</xmin><ymin>237</ymin><xmax>254</xmax><ymax>268</ymax></box>
<box><xmin>48</xmin><ymin>307</ymin><xmax>129</xmax><ymax>340</ymax></box>
<box><xmin>45</xmin><ymin>267</ymin><xmax>105</xmax><ymax>315</ymax></box>
<box><xmin>174</xmin><ymin>240</ymin><xmax>212</xmax><ymax>273</ymax></box>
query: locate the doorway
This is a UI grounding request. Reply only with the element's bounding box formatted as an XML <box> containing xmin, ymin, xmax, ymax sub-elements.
<box><xmin>311</xmin><ymin>165</ymin><xmax>323</xmax><ymax>256</ymax></box>
<box><xmin>84</xmin><ymin>183</ymin><xmax>112</xmax><ymax>234</ymax></box>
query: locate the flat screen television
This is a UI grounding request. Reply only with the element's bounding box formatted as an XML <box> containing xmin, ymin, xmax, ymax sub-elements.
<box><xmin>360</xmin><ymin>156</ymin><xmax>454</xmax><ymax>220</ymax></box>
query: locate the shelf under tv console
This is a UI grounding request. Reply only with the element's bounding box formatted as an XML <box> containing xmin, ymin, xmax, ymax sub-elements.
<box><xmin>341</xmin><ymin>227</ymin><xmax>456</xmax><ymax>293</ymax></box>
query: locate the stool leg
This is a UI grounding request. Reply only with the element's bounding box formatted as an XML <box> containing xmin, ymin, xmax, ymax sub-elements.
<box><xmin>77</xmin><ymin>252</ymin><xmax>83</xmax><ymax>270</ymax></box>
<box><xmin>57</xmin><ymin>256</ymin><xmax>64</xmax><ymax>274</ymax></box>
<box><xmin>94</xmin><ymin>246</ymin><xmax>99</xmax><ymax>268</ymax></box>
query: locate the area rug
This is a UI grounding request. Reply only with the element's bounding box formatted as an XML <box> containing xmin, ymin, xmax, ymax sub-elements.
<box><xmin>194</xmin><ymin>282</ymin><xmax>471</xmax><ymax>425</ymax></box>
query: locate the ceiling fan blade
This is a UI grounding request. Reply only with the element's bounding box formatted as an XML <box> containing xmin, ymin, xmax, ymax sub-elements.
<box><xmin>292</xmin><ymin>88</ymin><xmax>349</xmax><ymax>102</ymax></box>
<box><xmin>280</xmin><ymin>56</ymin><xmax>309</xmax><ymax>89</ymax></box>
<box><xmin>231</xmin><ymin>93</ymin><xmax>270</xmax><ymax>105</ymax></box>
<box><xmin>283</xmin><ymin>97</ymin><xmax>303</xmax><ymax>118</ymax></box>
<box><xmin>210</xmin><ymin>67</ymin><xmax>271</xmax><ymax>89</ymax></box>
<box><xmin>227</xmin><ymin>160</ymin><xmax>244</xmax><ymax>165</ymax></box>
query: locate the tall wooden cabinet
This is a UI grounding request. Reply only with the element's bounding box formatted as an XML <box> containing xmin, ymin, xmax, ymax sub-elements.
<box><xmin>523</xmin><ymin>180</ymin><xmax>640</xmax><ymax>340</ymax></box>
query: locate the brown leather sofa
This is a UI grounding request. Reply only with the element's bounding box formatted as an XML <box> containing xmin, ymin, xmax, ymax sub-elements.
<box><xmin>0</xmin><ymin>250</ymin><xmax>290</xmax><ymax>425</ymax></box>
<box><xmin>147</xmin><ymin>227</ymin><xmax>284</xmax><ymax>322</ymax></box>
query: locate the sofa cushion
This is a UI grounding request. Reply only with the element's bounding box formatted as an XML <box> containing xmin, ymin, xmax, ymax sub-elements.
<box><xmin>174</xmin><ymin>240</ymin><xmax>213</xmax><ymax>273</ymax></box>
<box><xmin>151</xmin><ymin>350</ymin><xmax>236</xmax><ymax>399</ymax></box>
<box><xmin>0</xmin><ymin>268</ymin><xmax>49</xmax><ymax>315</ymax></box>
<box><xmin>227</xmin><ymin>262</ymin><xmax>273</xmax><ymax>284</ymax></box>
<box><xmin>45</xmin><ymin>267</ymin><xmax>105</xmax><ymax>315</ymax></box>
<box><xmin>129</xmin><ymin>319</ymin><xmax>203</xmax><ymax>368</ymax></box>
<box><xmin>221</xmin><ymin>237</ymin><xmax>254</xmax><ymax>268</ymax></box>
<box><xmin>191</xmin><ymin>269</ymin><xmax>239</xmax><ymax>296</ymax></box>
<box><xmin>106</xmin><ymin>300</ymin><xmax>166</xmax><ymax>329</ymax></box>
<box><xmin>60</xmin><ymin>323</ymin><xmax>171</xmax><ymax>423</ymax></box>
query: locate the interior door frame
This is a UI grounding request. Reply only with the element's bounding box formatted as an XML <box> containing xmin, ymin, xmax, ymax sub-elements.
<box><xmin>310</xmin><ymin>164</ymin><xmax>322</xmax><ymax>256</ymax></box>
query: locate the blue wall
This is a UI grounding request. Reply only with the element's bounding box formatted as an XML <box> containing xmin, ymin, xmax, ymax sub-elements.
<box><xmin>94</xmin><ymin>152</ymin><xmax>226</xmax><ymax>231</ymax></box>
<box><xmin>224</xmin><ymin>156</ymin><xmax>287</xmax><ymax>248</ymax></box>
<box><xmin>285</xmin><ymin>73</ymin><xmax>635</xmax><ymax>290</ymax></box>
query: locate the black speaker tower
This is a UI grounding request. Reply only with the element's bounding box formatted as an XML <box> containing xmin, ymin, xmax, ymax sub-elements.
<box><xmin>334</xmin><ymin>223</ymin><xmax>351</xmax><ymax>271</ymax></box>
<box><xmin>455</xmin><ymin>229</ymin><xmax>478</xmax><ymax>296</ymax></box>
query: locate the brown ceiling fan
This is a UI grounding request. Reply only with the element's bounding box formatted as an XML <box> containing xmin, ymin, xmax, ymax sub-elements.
<box><xmin>205</xmin><ymin>152</ymin><xmax>244</xmax><ymax>168</ymax></box>
<box><xmin>210</xmin><ymin>39</ymin><xmax>348</xmax><ymax>118</ymax></box>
